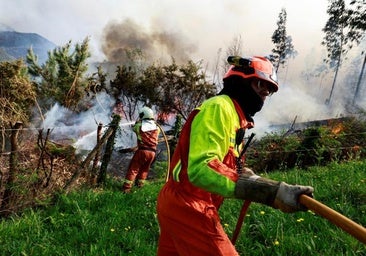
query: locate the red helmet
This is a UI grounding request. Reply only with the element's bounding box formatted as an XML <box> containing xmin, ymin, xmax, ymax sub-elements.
<box><xmin>224</xmin><ymin>56</ymin><xmax>279</xmax><ymax>92</ymax></box>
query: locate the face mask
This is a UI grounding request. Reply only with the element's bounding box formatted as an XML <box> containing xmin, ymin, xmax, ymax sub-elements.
<box><xmin>220</xmin><ymin>76</ymin><xmax>264</xmax><ymax>117</ymax></box>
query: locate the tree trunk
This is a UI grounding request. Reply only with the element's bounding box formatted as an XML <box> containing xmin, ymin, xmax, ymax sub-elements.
<box><xmin>63</xmin><ymin>117</ymin><xmax>119</xmax><ymax>191</ymax></box>
<box><xmin>97</xmin><ymin>115</ymin><xmax>120</xmax><ymax>185</ymax></box>
<box><xmin>352</xmin><ymin>54</ymin><xmax>366</xmax><ymax>105</ymax></box>
<box><xmin>326</xmin><ymin>61</ymin><xmax>340</xmax><ymax>105</ymax></box>
<box><xmin>0</xmin><ymin>122</ymin><xmax>23</xmax><ymax>217</ymax></box>
<box><xmin>89</xmin><ymin>123</ymin><xmax>103</xmax><ymax>185</ymax></box>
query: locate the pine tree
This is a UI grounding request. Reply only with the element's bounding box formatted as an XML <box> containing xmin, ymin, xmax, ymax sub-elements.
<box><xmin>271</xmin><ymin>8</ymin><xmax>297</xmax><ymax>73</ymax></box>
<box><xmin>0</xmin><ymin>60</ymin><xmax>36</xmax><ymax>128</ymax></box>
<box><xmin>26</xmin><ymin>37</ymin><xmax>91</xmax><ymax>111</ymax></box>
<box><xmin>322</xmin><ymin>0</ymin><xmax>349</xmax><ymax>104</ymax></box>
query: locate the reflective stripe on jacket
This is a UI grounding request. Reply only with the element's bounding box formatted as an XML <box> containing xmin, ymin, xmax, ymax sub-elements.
<box><xmin>170</xmin><ymin>95</ymin><xmax>254</xmax><ymax>200</ymax></box>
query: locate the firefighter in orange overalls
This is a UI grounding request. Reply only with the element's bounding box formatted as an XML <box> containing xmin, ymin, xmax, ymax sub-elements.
<box><xmin>122</xmin><ymin>107</ymin><xmax>159</xmax><ymax>193</ymax></box>
<box><xmin>156</xmin><ymin>56</ymin><xmax>314</xmax><ymax>255</ymax></box>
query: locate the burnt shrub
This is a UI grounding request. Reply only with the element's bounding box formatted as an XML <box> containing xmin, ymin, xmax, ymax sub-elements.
<box><xmin>245</xmin><ymin>117</ymin><xmax>366</xmax><ymax>172</ymax></box>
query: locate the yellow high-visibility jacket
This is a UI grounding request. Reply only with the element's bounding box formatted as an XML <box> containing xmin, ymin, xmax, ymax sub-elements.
<box><xmin>170</xmin><ymin>95</ymin><xmax>254</xmax><ymax>204</ymax></box>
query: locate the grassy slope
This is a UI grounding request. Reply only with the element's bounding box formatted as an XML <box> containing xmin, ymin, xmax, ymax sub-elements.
<box><xmin>0</xmin><ymin>160</ymin><xmax>365</xmax><ymax>256</ymax></box>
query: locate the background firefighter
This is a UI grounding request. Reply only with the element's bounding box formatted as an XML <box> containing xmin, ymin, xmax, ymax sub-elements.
<box><xmin>122</xmin><ymin>107</ymin><xmax>159</xmax><ymax>193</ymax></box>
<box><xmin>156</xmin><ymin>56</ymin><xmax>314</xmax><ymax>255</ymax></box>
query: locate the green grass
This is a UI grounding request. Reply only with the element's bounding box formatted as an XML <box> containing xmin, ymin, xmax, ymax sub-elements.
<box><xmin>1</xmin><ymin>161</ymin><xmax>365</xmax><ymax>256</ymax></box>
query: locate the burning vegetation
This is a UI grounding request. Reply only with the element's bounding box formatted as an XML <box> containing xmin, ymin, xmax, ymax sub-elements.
<box><xmin>1</xmin><ymin>114</ymin><xmax>366</xmax><ymax>217</ymax></box>
<box><xmin>246</xmin><ymin>116</ymin><xmax>366</xmax><ymax>172</ymax></box>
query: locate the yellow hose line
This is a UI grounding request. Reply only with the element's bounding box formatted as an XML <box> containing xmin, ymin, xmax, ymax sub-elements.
<box><xmin>300</xmin><ymin>195</ymin><xmax>366</xmax><ymax>244</ymax></box>
<box><xmin>156</xmin><ymin>123</ymin><xmax>171</xmax><ymax>183</ymax></box>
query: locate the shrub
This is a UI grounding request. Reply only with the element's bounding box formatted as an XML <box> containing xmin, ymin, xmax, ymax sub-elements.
<box><xmin>246</xmin><ymin>117</ymin><xmax>366</xmax><ymax>172</ymax></box>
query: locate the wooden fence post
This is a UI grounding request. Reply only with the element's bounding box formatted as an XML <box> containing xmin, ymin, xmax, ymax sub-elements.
<box><xmin>97</xmin><ymin>115</ymin><xmax>120</xmax><ymax>184</ymax></box>
<box><xmin>0</xmin><ymin>122</ymin><xmax>23</xmax><ymax>217</ymax></box>
<box><xmin>90</xmin><ymin>122</ymin><xmax>103</xmax><ymax>185</ymax></box>
<box><xmin>63</xmin><ymin>116</ymin><xmax>120</xmax><ymax>191</ymax></box>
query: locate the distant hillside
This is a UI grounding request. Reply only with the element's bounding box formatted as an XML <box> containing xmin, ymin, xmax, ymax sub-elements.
<box><xmin>0</xmin><ymin>28</ymin><xmax>57</xmax><ymax>63</ymax></box>
<box><xmin>0</xmin><ymin>23</ymin><xmax>15</xmax><ymax>32</ymax></box>
<box><xmin>0</xmin><ymin>47</ymin><xmax>15</xmax><ymax>61</ymax></box>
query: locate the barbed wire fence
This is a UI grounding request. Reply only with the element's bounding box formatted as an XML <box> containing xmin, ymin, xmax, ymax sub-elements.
<box><xmin>1</xmin><ymin>116</ymin><xmax>366</xmax><ymax>217</ymax></box>
<box><xmin>0</xmin><ymin>115</ymin><xmax>122</xmax><ymax>217</ymax></box>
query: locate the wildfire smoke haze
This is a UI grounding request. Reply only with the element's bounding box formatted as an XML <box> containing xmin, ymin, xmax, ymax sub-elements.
<box><xmin>101</xmin><ymin>18</ymin><xmax>197</xmax><ymax>64</ymax></box>
<box><xmin>2</xmin><ymin>0</ymin><xmax>366</xmax><ymax>139</ymax></box>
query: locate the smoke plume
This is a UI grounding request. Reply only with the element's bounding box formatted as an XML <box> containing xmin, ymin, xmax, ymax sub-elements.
<box><xmin>38</xmin><ymin>92</ymin><xmax>136</xmax><ymax>153</ymax></box>
<box><xmin>101</xmin><ymin>18</ymin><xmax>197</xmax><ymax>64</ymax></box>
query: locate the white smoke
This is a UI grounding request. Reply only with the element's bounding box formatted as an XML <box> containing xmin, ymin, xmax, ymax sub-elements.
<box><xmin>251</xmin><ymin>47</ymin><xmax>366</xmax><ymax>138</ymax></box>
<box><xmin>41</xmin><ymin>92</ymin><xmax>137</xmax><ymax>154</ymax></box>
<box><xmin>6</xmin><ymin>0</ymin><xmax>364</xmax><ymax>141</ymax></box>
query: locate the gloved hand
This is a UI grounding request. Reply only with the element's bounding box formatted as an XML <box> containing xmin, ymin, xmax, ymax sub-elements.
<box><xmin>242</xmin><ymin>167</ymin><xmax>256</xmax><ymax>176</ymax></box>
<box><xmin>273</xmin><ymin>182</ymin><xmax>314</xmax><ymax>213</ymax></box>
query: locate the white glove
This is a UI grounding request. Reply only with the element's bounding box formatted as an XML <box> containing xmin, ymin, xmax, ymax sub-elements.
<box><xmin>242</xmin><ymin>167</ymin><xmax>256</xmax><ymax>176</ymax></box>
<box><xmin>273</xmin><ymin>182</ymin><xmax>314</xmax><ymax>213</ymax></box>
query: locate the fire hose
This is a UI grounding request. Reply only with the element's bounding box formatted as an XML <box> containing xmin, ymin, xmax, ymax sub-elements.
<box><xmin>118</xmin><ymin>119</ymin><xmax>170</xmax><ymax>184</ymax></box>
<box><xmin>155</xmin><ymin>122</ymin><xmax>171</xmax><ymax>182</ymax></box>
<box><xmin>232</xmin><ymin>194</ymin><xmax>366</xmax><ymax>245</ymax></box>
<box><xmin>155</xmin><ymin>117</ymin><xmax>366</xmax><ymax>244</ymax></box>
<box><xmin>299</xmin><ymin>194</ymin><xmax>366</xmax><ymax>244</ymax></box>
<box><xmin>231</xmin><ymin>131</ymin><xmax>366</xmax><ymax>245</ymax></box>
<box><xmin>231</xmin><ymin>132</ymin><xmax>255</xmax><ymax>244</ymax></box>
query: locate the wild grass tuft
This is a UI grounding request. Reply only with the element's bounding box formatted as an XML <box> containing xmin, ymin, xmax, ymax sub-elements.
<box><xmin>0</xmin><ymin>161</ymin><xmax>365</xmax><ymax>255</ymax></box>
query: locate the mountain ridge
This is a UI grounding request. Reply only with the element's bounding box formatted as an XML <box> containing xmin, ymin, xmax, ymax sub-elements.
<box><xmin>0</xmin><ymin>24</ymin><xmax>57</xmax><ymax>63</ymax></box>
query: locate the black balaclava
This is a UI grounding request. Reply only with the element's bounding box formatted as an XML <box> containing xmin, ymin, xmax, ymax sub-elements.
<box><xmin>219</xmin><ymin>75</ymin><xmax>264</xmax><ymax>119</ymax></box>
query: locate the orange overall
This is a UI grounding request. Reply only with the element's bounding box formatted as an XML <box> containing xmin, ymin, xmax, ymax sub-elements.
<box><xmin>157</xmin><ymin>95</ymin><xmax>253</xmax><ymax>255</ymax></box>
<box><xmin>123</xmin><ymin>119</ymin><xmax>159</xmax><ymax>192</ymax></box>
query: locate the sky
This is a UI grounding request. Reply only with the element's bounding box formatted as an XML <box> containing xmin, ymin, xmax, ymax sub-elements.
<box><xmin>1</xmin><ymin>0</ymin><xmax>365</xmax><ymax>139</ymax></box>
<box><xmin>1</xmin><ymin>0</ymin><xmax>329</xmax><ymax>64</ymax></box>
